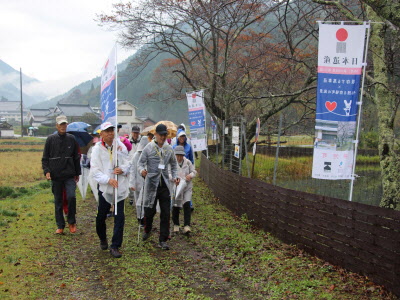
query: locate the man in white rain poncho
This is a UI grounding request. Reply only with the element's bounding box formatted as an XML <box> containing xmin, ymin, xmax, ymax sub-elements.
<box><xmin>171</xmin><ymin>146</ymin><xmax>197</xmax><ymax>235</ymax></box>
<box><xmin>90</xmin><ymin>122</ymin><xmax>130</xmax><ymax>258</ymax></box>
<box><xmin>138</xmin><ymin>123</ymin><xmax>180</xmax><ymax>250</ymax></box>
<box><xmin>129</xmin><ymin>137</ymin><xmax>149</xmax><ymax>226</ymax></box>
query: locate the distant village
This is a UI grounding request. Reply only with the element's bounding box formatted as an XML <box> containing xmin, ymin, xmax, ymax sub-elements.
<box><xmin>0</xmin><ymin>98</ymin><xmax>155</xmax><ymax>137</ymax></box>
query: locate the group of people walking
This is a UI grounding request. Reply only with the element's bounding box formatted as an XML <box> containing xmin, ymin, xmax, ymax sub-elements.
<box><xmin>42</xmin><ymin>115</ymin><xmax>196</xmax><ymax>258</ymax></box>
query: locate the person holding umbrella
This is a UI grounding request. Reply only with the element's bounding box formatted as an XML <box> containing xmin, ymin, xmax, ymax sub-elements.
<box><xmin>42</xmin><ymin>115</ymin><xmax>81</xmax><ymax>234</ymax></box>
<box><xmin>90</xmin><ymin>122</ymin><xmax>130</xmax><ymax>258</ymax></box>
<box><xmin>138</xmin><ymin>123</ymin><xmax>180</xmax><ymax>250</ymax></box>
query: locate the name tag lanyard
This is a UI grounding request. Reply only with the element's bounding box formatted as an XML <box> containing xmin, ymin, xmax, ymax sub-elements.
<box><xmin>154</xmin><ymin>144</ymin><xmax>165</xmax><ymax>170</ymax></box>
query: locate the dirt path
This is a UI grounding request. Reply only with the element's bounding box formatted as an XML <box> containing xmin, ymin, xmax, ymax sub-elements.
<box><xmin>0</xmin><ymin>178</ymin><xmax>396</xmax><ymax>299</ymax></box>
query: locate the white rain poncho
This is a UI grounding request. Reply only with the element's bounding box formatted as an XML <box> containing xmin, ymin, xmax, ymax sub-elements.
<box><xmin>172</xmin><ymin>157</ymin><xmax>197</xmax><ymax>207</ymax></box>
<box><xmin>137</xmin><ymin>140</ymin><xmax>178</xmax><ymax>208</ymax></box>
<box><xmin>89</xmin><ymin>139</ymin><xmax>130</xmax><ymax>204</ymax></box>
<box><xmin>129</xmin><ymin>136</ymin><xmax>149</xmax><ymax>218</ymax></box>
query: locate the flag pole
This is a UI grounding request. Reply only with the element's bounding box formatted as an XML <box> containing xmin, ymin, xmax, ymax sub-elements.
<box><xmin>20</xmin><ymin>68</ymin><xmax>24</xmax><ymax>137</ymax></box>
<box><xmin>349</xmin><ymin>21</ymin><xmax>371</xmax><ymax>201</ymax></box>
<box><xmin>114</xmin><ymin>43</ymin><xmax>119</xmax><ymax>214</ymax></box>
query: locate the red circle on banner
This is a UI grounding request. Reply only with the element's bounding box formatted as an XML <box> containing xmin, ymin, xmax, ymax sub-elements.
<box><xmin>192</xmin><ymin>93</ymin><xmax>197</xmax><ymax>98</ymax></box>
<box><xmin>336</xmin><ymin>28</ymin><xmax>348</xmax><ymax>41</ymax></box>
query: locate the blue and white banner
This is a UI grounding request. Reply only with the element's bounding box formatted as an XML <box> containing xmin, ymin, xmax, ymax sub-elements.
<box><xmin>211</xmin><ymin>117</ymin><xmax>217</xmax><ymax>140</ymax></box>
<box><xmin>186</xmin><ymin>90</ymin><xmax>207</xmax><ymax>151</ymax></box>
<box><xmin>100</xmin><ymin>46</ymin><xmax>117</xmax><ymax>125</ymax></box>
<box><xmin>312</xmin><ymin>24</ymin><xmax>366</xmax><ymax>180</ymax></box>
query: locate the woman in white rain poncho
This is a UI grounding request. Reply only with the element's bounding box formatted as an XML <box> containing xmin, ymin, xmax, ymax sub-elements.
<box><xmin>171</xmin><ymin>145</ymin><xmax>197</xmax><ymax>234</ymax></box>
<box><xmin>129</xmin><ymin>137</ymin><xmax>149</xmax><ymax>225</ymax></box>
<box><xmin>137</xmin><ymin>124</ymin><xmax>179</xmax><ymax>250</ymax></box>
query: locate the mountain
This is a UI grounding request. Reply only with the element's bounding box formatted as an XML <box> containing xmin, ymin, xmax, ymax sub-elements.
<box><xmin>0</xmin><ymin>59</ymin><xmax>46</xmax><ymax>106</ymax></box>
<box><xmin>32</xmin><ymin>51</ymin><xmax>189</xmax><ymax>124</ymax></box>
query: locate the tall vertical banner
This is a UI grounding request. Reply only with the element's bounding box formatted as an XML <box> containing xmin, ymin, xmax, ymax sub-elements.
<box><xmin>186</xmin><ymin>90</ymin><xmax>207</xmax><ymax>151</ymax></box>
<box><xmin>100</xmin><ymin>46</ymin><xmax>117</xmax><ymax>126</ymax></box>
<box><xmin>100</xmin><ymin>46</ymin><xmax>119</xmax><ymax>213</ymax></box>
<box><xmin>312</xmin><ymin>24</ymin><xmax>366</xmax><ymax>179</ymax></box>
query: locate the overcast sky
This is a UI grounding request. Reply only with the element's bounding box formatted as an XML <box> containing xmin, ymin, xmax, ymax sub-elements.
<box><xmin>0</xmin><ymin>0</ymin><xmax>133</xmax><ymax>99</ymax></box>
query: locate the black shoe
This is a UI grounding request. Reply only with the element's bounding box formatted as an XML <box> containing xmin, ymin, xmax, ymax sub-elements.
<box><xmin>110</xmin><ymin>248</ymin><xmax>122</xmax><ymax>258</ymax></box>
<box><xmin>100</xmin><ymin>239</ymin><xmax>108</xmax><ymax>250</ymax></box>
<box><xmin>159</xmin><ymin>241</ymin><xmax>170</xmax><ymax>250</ymax></box>
<box><xmin>142</xmin><ymin>232</ymin><xmax>150</xmax><ymax>241</ymax></box>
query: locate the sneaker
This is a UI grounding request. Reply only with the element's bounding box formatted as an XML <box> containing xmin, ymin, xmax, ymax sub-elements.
<box><xmin>159</xmin><ymin>241</ymin><xmax>170</xmax><ymax>250</ymax></box>
<box><xmin>142</xmin><ymin>232</ymin><xmax>151</xmax><ymax>241</ymax></box>
<box><xmin>183</xmin><ymin>226</ymin><xmax>191</xmax><ymax>234</ymax></box>
<box><xmin>55</xmin><ymin>228</ymin><xmax>64</xmax><ymax>234</ymax></box>
<box><xmin>69</xmin><ymin>223</ymin><xmax>77</xmax><ymax>233</ymax></box>
<box><xmin>173</xmin><ymin>225</ymin><xmax>180</xmax><ymax>233</ymax></box>
<box><xmin>100</xmin><ymin>240</ymin><xmax>108</xmax><ymax>250</ymax></box>
<box><xmin>110</xmin><ymin>248</ymin><xmax>122</xmax><ymax>258</ymax></box>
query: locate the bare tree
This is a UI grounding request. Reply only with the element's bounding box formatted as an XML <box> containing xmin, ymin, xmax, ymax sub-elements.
<box><xmin>98</xmin><ymin>0</ymin><xmax>324</xmax><ymax>143</ymax></box>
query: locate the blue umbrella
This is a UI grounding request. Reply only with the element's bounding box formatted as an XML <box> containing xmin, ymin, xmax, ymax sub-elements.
<box><xmin>67</xmin><ymin>122</ymin><xmax>91</xmax><ymax>132</ymax></box>
<box><xmin>68</xmin><ymin>131</ymin><xmax>93</xmax><ymax>147</ymax></box>
<box><xmin>66</xmin><ymin>122</ymin><xmax>93</xmax><ymax>147</ymax></box>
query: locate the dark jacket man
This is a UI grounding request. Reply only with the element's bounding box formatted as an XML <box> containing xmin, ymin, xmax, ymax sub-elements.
<box><xmin>42</xmin><ymin>115</ymin><xmax>81</xmax><ymax>234</ymax></box>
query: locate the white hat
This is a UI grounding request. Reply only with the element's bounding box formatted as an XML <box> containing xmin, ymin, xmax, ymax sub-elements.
<box><xmin>177</xmin><ymin>130</ymin><xmax>187</xmax><ymax>138</ymax></box>
<box><xmin>100</xmin><ymin>122</ymin><xmax>115</xmax><ymax>131</ymax></box>
<box><xmin>56</xmin><ymin>115</ymin><xmax>68</xmax><ymax>124</ymax></box>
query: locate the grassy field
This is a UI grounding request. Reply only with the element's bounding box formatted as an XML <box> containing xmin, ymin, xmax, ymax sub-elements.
<box><xmin>0</xmin><ymin>139</ymin><xmax>396</xmax><ymax>299</ymax></box>
<box><xmin>0</xmin><ymin>138</ymin><xmax>45</xmax><ymax>187</ymax></box>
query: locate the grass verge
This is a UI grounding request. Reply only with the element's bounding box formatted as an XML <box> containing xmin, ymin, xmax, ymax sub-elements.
<box><xmin>0</xmin><ymin>178</ymin><xmax>395</xmax><ymax>299</ymax></box>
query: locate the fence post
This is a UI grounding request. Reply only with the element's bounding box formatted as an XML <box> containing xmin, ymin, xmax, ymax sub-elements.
<box><xmin>222</xmin><ymin>119</ymin><xmax>225</xmax><ymax>170</ymax></box>
<box><xmin>239</xmin><ymin>118</ymin><xmax>243</xmax><ymax>175</ymax></box>
<box><xmin>273</xmin><ymin>113</ymin><xmax>283</xmax><ymax>185</ymax></box>
<box><xmin>242</xmin><ymin>118</ymin><xmax>251</xmax><ymax>178</ymax></box>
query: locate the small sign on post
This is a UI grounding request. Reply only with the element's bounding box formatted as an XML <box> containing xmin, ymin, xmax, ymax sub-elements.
<box><xmin>251</xmin><ymin>118</ymin><xmax>260</xmax><ymax>178</ymax></box>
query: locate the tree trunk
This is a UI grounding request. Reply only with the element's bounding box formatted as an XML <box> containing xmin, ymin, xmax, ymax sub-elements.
<box><xmin>368</xmin><ymin>7</ymin><xmax>400</xmax><ymax>209</ymax></box>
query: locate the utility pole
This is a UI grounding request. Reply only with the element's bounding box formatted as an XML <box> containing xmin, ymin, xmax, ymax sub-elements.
<box><xmin>20</xmin><ymin>68</ymin><xmax>23</xmax><ymax>137</ymax></box>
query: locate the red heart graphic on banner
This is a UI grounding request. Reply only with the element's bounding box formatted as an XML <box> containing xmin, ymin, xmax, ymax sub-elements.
<box><xmin>191</xmin><ymin>121</ymin><xmax>196</xmax><ymax>126</ymax></box>
<box><xmin>325</xmin><ymin>101</ymin><xmax>337</xmax><ymax>112</ymax></box>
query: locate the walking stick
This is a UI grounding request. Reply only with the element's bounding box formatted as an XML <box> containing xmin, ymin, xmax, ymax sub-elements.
<box><xmin>137</xmin><ymin>185</ymin><xmax>145</xmax><ymax>246</ymax></box>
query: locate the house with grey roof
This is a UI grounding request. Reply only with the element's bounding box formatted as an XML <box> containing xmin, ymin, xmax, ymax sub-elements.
<box><xmin>26</xmin><ymin>108</ymin><xmax>53</xmax><ymax>127</ymax></box>
<box><xmin>0</xmin><ymin>100</ymin><xmax>28</xmax><ymax>124</ymax></box>
<box><xmin>40</xmin><ymin>102</ymin><xmax>101</xmax><ymax>127</ymax></box>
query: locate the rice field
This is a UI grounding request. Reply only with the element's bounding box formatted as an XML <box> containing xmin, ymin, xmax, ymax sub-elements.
<box><xmin>0</xmin><ymin>143</ymin><xmax>45</xmax><ymax>186</ymax></box>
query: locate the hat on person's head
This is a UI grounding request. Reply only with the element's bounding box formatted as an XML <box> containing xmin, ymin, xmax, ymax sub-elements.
<box><xmin>100</xmin><ymin>122</ymin><xmax>115</xmax><ymax>131</ymax></box>
<box><xmin>155</xmin><ymin>123</ymin><xmax>168</xmax><ymax>135</ymax></box>
<box><xmin>131</xmin><ymin>125</ymin><xmax>140</xmax><ymax>133</ymax></box>
<box><xmin>174</xmin><ymin>145</ymin><xmax>185</xmax><ymax>155</ymax></box>
<box><xmin>180</xmin><ymin>123</ymin><xmax>186</xmax><ymax>131</ymax></box>
<box><xmin>137</xmin><ymin>137</ymin><xmax>149</xmax><ymax>152</ymax></box>
<box><xmin>177</xmin><ymin>130</ymin><xmax>187</xmax><ymax>138</ymax></box>
<box><xmin>56</xmin><ymin>115</ymin><xmax>68</xmax><ymax>124</ymax></box>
